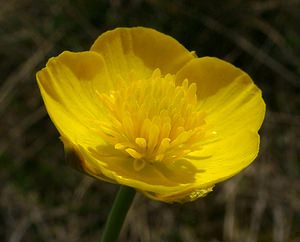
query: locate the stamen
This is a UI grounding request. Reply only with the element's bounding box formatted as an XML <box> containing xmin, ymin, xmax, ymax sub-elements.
<box><xmin>135</xmin><ymin>137</ymin><xmax>147</xmax><ymax>149</ymax></box>
<box><xmin>97</xmin><ymin>68</ymin><xmax>210</xmax><ymax>171</ymax></box>
<box><xmin>126</xmin><ymin>148</ymin><xmax>143</xmax><ymax>159</ymax></box>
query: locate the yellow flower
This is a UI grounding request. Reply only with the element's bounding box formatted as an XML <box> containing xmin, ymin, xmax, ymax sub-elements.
<box><xmin>36</xmin><ymin>27</ymin><xmax>265</xmax><ymax>203</ymax></box>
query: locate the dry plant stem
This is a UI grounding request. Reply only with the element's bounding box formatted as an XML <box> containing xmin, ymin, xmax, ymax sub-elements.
<box><xmin>100</xmin><ymin>186</ymin><xmax>136</xmax><ymax>242</ymax></box>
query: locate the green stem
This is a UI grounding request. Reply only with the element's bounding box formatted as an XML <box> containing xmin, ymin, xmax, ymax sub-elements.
<box><xmin>100</xmin><ymin>186</ymin><xmax>136</xmax><ymax>242</ymax></box>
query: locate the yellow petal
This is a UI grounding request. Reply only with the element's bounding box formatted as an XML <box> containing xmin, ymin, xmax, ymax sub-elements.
<box><xmin>75</xmin><ymin>143</ymin><xmax>192</xmax><ymax>195</ymax></box>
<box><xmin>175</xmin><ymin>57</ymin><xmax>266</xmax><ymax>136</ymax></box>
<box><xmin>36</xmin><ymin>51</ymin><xmax>111</xmax><ymax>145</ymax></box>
<box><xmin>90</xmin><ymin>27</ymin><xmax>195</xmax><ymax>81</ymax></box>
<box><xmin>62</xmin><ymin>136</ymin><xmax>114</xmax><ymax>183</ymax></box>
<box><xmin>192</xmin><ymin>131</ymin><xmax>259</xmax><ymax>185</ymax></box>
<box><xmin>146</xmin><ymin>131</ymin><xmax>259</xmax><ymax>202</ymax></box>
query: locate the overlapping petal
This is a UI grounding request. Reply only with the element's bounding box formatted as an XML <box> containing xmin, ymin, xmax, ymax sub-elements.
<box><xmin>36</xmin><ymin>51</ymin><xmax>112</xmax><ymax>145</ymax></box>
<box><xmin>90</xmin><ymin>27</ymin><xmax>195</xmax><ymax>81</ymax></box>
<box><xmin>175</xmin><ymin>57</ymin><xmax>265</xmax><ymax>136</ymax></box>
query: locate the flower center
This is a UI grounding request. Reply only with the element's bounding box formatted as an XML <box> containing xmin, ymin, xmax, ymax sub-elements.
<box><xmin>97</xmin><ymin>69</ymin><xmax>207</xmax><ymax>171</ymax></box>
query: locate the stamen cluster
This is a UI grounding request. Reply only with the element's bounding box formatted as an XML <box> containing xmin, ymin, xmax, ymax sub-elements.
<box><xmin>98</xmin><ymin>69</ymin><xmax>206</xmax><ymax>171</ymax></box>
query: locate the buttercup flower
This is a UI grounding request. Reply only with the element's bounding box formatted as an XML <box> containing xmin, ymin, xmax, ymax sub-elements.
<box><xmin>36</xmin><ymin>27</ymin><xmax>265</xmax><ymax>203</ymax></box>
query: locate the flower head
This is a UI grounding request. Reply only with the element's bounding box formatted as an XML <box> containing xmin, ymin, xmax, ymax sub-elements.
<box><xmin>36</xmin><ymin>27</ymin><xmax>265</xmax><ymax>202</ymax></box>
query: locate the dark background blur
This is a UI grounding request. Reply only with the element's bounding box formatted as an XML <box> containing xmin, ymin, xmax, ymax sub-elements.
<box><xmin>1</xmin><ymin>0</ymin><xmax>300</xmax><ymax>241</ymax></box>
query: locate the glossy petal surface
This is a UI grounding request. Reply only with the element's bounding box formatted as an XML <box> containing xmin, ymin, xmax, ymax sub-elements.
<box><xmin>91</xmin><ymin>27</ymin><xmax>195</xmax><ymax>81</ymax></box>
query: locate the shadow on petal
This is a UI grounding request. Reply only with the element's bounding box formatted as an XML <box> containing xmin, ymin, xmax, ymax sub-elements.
<box><xmin>87</xmin><ymin>144</ymin><xmax>200</xmax><ymax>187</ymax></box>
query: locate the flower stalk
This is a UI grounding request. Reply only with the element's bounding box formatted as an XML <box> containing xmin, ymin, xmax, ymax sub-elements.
<box><xmin>100</xmin><ymin>186</ymin><xmax>136</xmax><ymax>242</ymax></box>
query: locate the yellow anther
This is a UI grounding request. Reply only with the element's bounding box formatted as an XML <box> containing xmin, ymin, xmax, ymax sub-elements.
<box><xmin>115</xmin><ymin>143</ymin><xmax>125</xmax><ymax>150</ymax></box>
<box><xmin>135</xmin><ymin>137</ymin><xmax>147</xmax><ymax>148</ymax></box>
<box><xmin>126</xmin><ymin>148</ymin><xmax>143</xmax><ymax>159</ymax></box>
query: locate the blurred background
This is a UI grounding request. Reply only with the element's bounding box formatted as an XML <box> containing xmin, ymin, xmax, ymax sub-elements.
<box><xmin>1</xmin><ymin>0</ymin><xmax>300</xmax><ymax>241</ymax></box>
